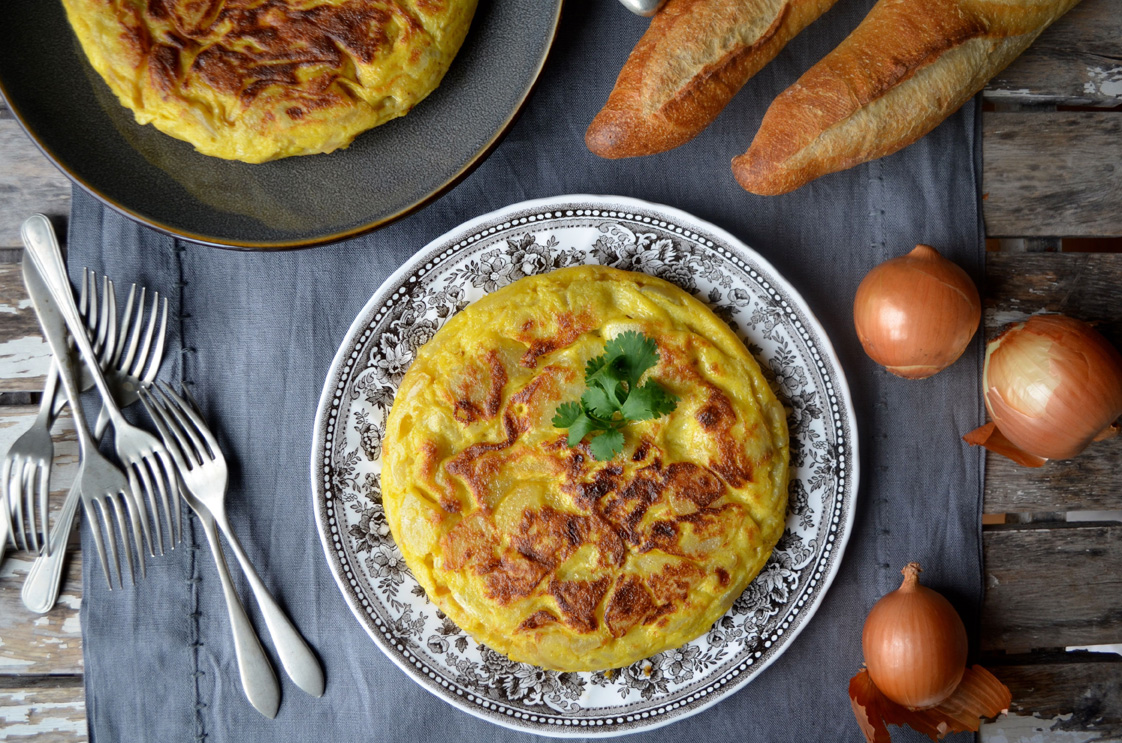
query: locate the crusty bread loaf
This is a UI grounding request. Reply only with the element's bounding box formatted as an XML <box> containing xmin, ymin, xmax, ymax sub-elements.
<box><xmin>732</xmin><ymin>0</ymin><xmax>1082</xmax><ymax>195</ymax></box>
<box><xmin>586</xmin><ymin>0</ymin><xmax>839</xmax><ymax>159</ymax></box>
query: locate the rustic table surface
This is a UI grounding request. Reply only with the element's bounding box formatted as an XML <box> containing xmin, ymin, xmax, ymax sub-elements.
<box><xmin>1</xmin><ymin>3</ymin><xmax>1121</xmax><ymax>740</ymax></box>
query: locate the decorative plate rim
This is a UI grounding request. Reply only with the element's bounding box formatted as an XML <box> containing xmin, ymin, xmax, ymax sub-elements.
<box><xmin>310</xmin><ymin>194</ymin><xmax>860</xmax><ymax>737</ymax></box>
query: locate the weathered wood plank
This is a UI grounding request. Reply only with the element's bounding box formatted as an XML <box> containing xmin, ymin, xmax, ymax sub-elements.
<box><xmin>981</xmin><ymin>714</ymin><xmax>1118</xmax><ymax>743</ymax></box>
<box><xmin>0</xmin><ymin>552</ymin><xmax>84</xmax><ymax>676</ymax></box>
<box><xmin>0</xmin><ymin>407</ymin><xmax>83</xmax><ymax>676</ymax></box>
<box><xmin>986</xmin><ymin>0</ymin><xmax>1122</xmax><ymax>107</ymax></box>
<box><xmin>983</xmin><ymin>113</ymin><xmax>1122</xmax><ymax>239</ymax></box>
<box><xmin>990</xmin><ymin>657</ymin><xmax>1122</xmax><ymax>738</ymax></box>
<box><xmin>0</xmin><ymin>682</ymin><xmax>86</xmax><ymax>743</ymax></box>
<box><xmin>982</xmin><ymin>523</ymin><xmax>1122</xmax><ymax>653</ymax></box>
<box><xmin>983</xmin><ymin>252</ymin><xmax>1122</xmax><ymax>513</ymax></box>
<box><xmin>0</xmin><ymin>121</ymin><xmax>70</xmax><ymax>252</ymax></box>
<box><xmin>0</xmin><ymin>263</ymin><xmax>52</xmax><ymax>394</ymax></box>
<box><xmin>986</xmin><ymin>253</ymin><xmax>1122</xmax><ymax>338</ymax></box>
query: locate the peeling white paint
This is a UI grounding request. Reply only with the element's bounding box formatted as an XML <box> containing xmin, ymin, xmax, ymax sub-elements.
<box><xmin>1065</xmin><ymin>643</ymin><xmax>1122</xmax><ymax>658</ymax></box>
<box><xmin>982</xmin><ymin>713</ymin><xmax>1101</xmax><ymax>743</ymax></box>
<box><xmin>989</xmin><ymin>310</ymin><xmax>1033</xmax><ymax>326</ymax></box>
<box><xmin>1085</xmin><ymin>65</ymin><xmax>1122</xmax><ymax>100</ymax></box>
<box><xmin>988</xmin><ymin>88</ymin><xmax>1037</xmax><ymax>97</ymax></box>
<box><xmin>0</xmin><ymin>655</ymin><xmax>34</xmax><ymax>669</ymax></box>
<box><xmin>0</xmin><ymin>299</ymin><xmax>33</xmax><ymax>315</ymax></box>
<box><xmin>57</xmin><ymin>593</ymin><xmax>81</xmax><ymax>611</ymax></box>
<box><xmin>0</xmin><ymin>335</ymin><xmax>52</xmax><ymax>379</ymax></box>
<box><xmin>0</xmin><ymin>552</ymin><xmax>32</xmax><ymax>580</ymax></box>
<box><xmin>1067</xmin><ymin>510</ymin><xmax>1122</xmax><ymax>523</ymax></box>
<box><xmin>0</xmin><ymin>700</ymin><xmax>85</xmax><ymax>734</ymax></box>
<box><xmin>61</xmin><ymin>615</ymin><xmax>81</xmax><ymax>636</ymax></box>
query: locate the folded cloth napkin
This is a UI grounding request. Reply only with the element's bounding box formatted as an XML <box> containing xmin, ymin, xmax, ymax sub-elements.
<box><xmin>71</xmin><ymin>0</ymin><xmax>984</xmax><ymax>740</ymax></box>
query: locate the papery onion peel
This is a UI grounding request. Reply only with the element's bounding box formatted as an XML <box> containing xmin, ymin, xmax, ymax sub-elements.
<box><xmin>852</xmin><ymin>563</ymin><xmax>1012</xmax><ymax>742</ymax></box>
<box><xmin>965</xmin><ymin>314</ymin><xmax>1122</xmax><ymax>464</ymax></box>
<box><xmin>850</xmin><ymin>666</ymin><xmax>1012</xmax><ymax>743</ymax></box>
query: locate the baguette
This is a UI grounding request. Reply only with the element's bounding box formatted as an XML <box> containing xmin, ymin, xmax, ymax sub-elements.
<box><xmin>732</xmin><ymin>0</ymin><xmax>1082</xmax><ymax>195</ymax></box>
<box><xmin>586</xmin><ymin>0</ymin><xmax>840</xmax><ymax>159</ymax></box>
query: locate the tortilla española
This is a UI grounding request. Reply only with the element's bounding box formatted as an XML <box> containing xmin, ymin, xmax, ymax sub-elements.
<box><xmin>381</xmin><ymin>265</ymin><xmax>790</xmax><ymax>671</ymax></box>
<box><xmin>61</xmin><ymin>0</ymin><xmax>478</xmax><ymax>162</ymax></box>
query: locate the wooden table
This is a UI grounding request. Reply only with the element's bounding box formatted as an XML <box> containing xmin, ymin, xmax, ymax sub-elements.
<box><xmin>1</xmin><ymin>3</ymin><xmax>1120</xmax><ymax>739</ymax></box>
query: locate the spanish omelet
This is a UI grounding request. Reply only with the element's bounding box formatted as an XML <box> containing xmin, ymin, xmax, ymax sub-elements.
<box><xmin>381</xmin><ymin>265</ymin><xmax>789</xmax><ymax>671</ymax></box>
<box><xmin>61</xmin><ymin>0</ymin><xmax>478</xmax><ymax>162</ymax></box>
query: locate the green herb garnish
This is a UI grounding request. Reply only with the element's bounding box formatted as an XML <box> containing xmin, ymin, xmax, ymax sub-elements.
<box><xmin>552</xmin><ymin>331</ymin><xmax>678</xmax><ymax>461</ymax></box>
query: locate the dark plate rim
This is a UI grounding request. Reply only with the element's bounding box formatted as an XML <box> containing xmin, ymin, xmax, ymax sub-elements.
<box><xmin>0</xmin><ymin>2</ymin><xmax>563</xmax><ymax>251</ymax></box>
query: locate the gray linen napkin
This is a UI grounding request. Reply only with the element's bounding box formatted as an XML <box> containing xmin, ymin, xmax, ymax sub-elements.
<box><xmin>71</xmin><ymin>0</ymin><xmax>984</xmax><ymax>740</ymax></box>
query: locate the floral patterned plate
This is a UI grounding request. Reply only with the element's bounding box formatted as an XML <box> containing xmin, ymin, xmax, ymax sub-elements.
<box><xmin>311</xmin><ymin>195</ymin><xmax>859</xmax><ymax>736</ymax></box>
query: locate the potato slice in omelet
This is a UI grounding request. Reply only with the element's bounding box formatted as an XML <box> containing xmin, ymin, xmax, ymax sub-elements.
<box><xmin>381</xmin><ymin>265</ymin><xmax>790</xmax><ymax>671</ymax></box>
<box><xmin>62</xmin><ymin>0</ymin><xmax>478</xmax><ymax>162</ymax></box>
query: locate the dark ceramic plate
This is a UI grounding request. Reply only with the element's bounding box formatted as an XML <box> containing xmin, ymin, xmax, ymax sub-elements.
<box><xmin>0</xmin><ymin>1</ymin><xmax>562</xmax><ymax>249</ymax></box>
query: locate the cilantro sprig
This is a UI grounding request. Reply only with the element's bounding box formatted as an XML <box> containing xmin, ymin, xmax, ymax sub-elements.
<box><xmin>552</xmin><ymin>331</ymin><xmax>678</xmax><ymax>461</ymax></box>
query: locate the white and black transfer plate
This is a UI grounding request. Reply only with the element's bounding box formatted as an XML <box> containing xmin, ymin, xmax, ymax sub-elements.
<box><xmin>311</xmin><ymin>195</ymin><xmax>859</xmax><ymax>737</ymax></box>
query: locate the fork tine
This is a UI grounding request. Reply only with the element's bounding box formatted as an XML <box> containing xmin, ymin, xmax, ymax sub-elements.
<box><xmin>37</xmin><ymin>464</ymin><xmax>50</xmax><ymax>557</ymax></box>
<box><xmin>158</xmin><ymin>447</ymin><xmax>182</xmax><ymax>545</ymax></box>
<box><xmin>133</xmin><ymin>291</ymin><xmax>160</xmax><ymax>381</ymax></box>
<box><xmin>103</xmin><ymin>277</ymin><xmax>118</xmax><ymax>366</ymax></box>
<box><xmin>1</xmin><ymin>456</ymin><xmax>15</xmax><ymax>548</ymax></box>
<box><xmin>160</xmin><ymin>382</ymin><xmax>219</xmax><ymax>457</ymax></box>
<box><xmin>139</xmin><ymin>388</ymin><xmax>187</xmax><ymax>546</ymax></box>
<box><xmin>108</xmin><ymin>495</ymin><xmax>135</xmax><ymax>586</ymax></box>
<box><xmin>24</xmin><ymin>462</ymin><xmax>41</xmax><ymax>553</ymax></box>
<box><xmin>23</xmin><ymin>463</ymin><xmax>39</xmax><ymax>553</ymax></box>
<box><xmin>84</xmin><ymin>500</ymin><xmax>115</xmax><ymax>589</ymax></box>
<box><xmin>96</xmin><ymin>499</ymin><xmax>124</xmax><ymax>589</ymax></box>
<box><xmin>147</xmin><ymin>453</ymin><xmax>179</xmax><ymax>550</ymax></box>
<box><xmin>12</xmin><ymin>461</ymin><xmax>27</xmax><ymax>551</ymax></box>
<box><xmin>124</xmin><ymin>486</ymin><xmax>147</xmax><ymax>580</ymax></box>
<box><xmin>140</xmin><ymin>297</ymin><xmax>169</xmax><ymax>383</ymax></box>
<box><xmin>132</xmin><ymin>462</ymin><xmax>164</xmax><ymax>556</ymax></box>
<box><xmin>126</xmin><ymin>463</ymin><xmax>155</xmax><ymax>559</ymax></box>
<box><xmin>78</xmin><ymin>268</ymin><xmax>89</xmax><ymax>319</ymax></box>
<box><xmin>141</xmin><ymin>388</ymin><xmax>187</xmax><ymax>470</ymax></box>
<box><xmin>95</xmin><ymin>275</ymin><xmax>110</xmax><ymax>357</ymax></box>
<box><xmin>87</xmin><ymin>271</ymin><xmax>98</xmax><ymax>340</ymax></box>
<box><xmin>119</xmin><ymin>287</ymin><xmax>145</xmax><ymax>374</ymax></box>
<box><xmin>113</xmin><ymin>284</ymin><xmax>137</xmax><ymax>370</ymax></box>
<box><xmin>152</xmin><ymin>384</ymin><xmax>207</xmax><ymax>466</ymax></box>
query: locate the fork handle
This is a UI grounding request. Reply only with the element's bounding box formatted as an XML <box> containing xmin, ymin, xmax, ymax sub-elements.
<box><xmin>22</xmin><ymin>481</ymin><xmax>81</xmax><ymax>614</ymax></box>
<box><xmin>22</xmin><ymin>216</ymin><xmax>126</xmax><ymax>433</ymax></box>
<box><xmin>215</xmin><ymin>516</ymin><xmax>325</xmax><ymax>698</ymax></box>
<box><xmin>198</xmin><ymin>511</ymin><xmax>280</xmax><ymax>719</ymax></box>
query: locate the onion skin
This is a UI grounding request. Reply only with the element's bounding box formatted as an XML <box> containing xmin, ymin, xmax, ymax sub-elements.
<box><xmin>854</xmin><ymin>245</ymin><xmax>981</xmax><ymax>379</ymax></box>
<box><xmin>984</xmin><ymin>315</ymin><xmax>1122</xmax><ymax>460</ymax></box>
<box><xmin>862</xmin><ymin>563</ymin><xmax>968</xmax><ymax>710</ymax></box>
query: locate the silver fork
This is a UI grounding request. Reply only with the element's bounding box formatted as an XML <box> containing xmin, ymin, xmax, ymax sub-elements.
<box><xmin>141</xmin><ymin>383</ymin><xmax>325</xmax><ymax>705</ymax></box>
<box><xmin>22</xmin><ymin>277</ymin><xmax>171</xmax><ymax>612</ymax></box>
<box><xmin>2</xmin><ymin>268</ymin><xmax>114</xmax><ymax>558</ymax></box>
<box><xmin>21</xmin><ymin>231</ymin><xmax>141</xmax><ymax>589</ymax></box>
<box><xmin>23</xmin><ymin>215</ymin><xmax>180</xmax><ymax>576</ymax></box>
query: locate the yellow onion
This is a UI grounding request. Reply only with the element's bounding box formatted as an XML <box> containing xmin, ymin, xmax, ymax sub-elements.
<box><xmin>862</xmin><ymin>563</ymin><xmax>968</xmax><ymax>709</ymax></box>
<box><xmin>984</xmin><ymin>314</ymin><xmax>1122</xmax><ymax>460</ymax></box>
<box><xmin>854</xmin><ymin>245</ymin><xmax>981</xmax><ymax>379</ymax></box>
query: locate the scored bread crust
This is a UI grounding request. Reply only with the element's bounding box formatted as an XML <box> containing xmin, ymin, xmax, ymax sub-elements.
<box><xmin>585</xmin><ymin>0</ymin><xmax>839</xmax><ymax>159</ymax></box>
<box><xmin>732</xmin><ymin>0</ymin><xmax>1083</xmax><ymax>195</ymax></box>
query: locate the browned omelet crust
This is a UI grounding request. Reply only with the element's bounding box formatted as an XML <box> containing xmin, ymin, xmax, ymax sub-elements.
<box><xmin>62</xmin><ymin>0</ymin><xmax>477</xmax><ymax>162</ymax></box>
<box><xmin>381</xmin><ymin>266</ymin><xmax>789</xmax><ymax>671</ymax></box>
